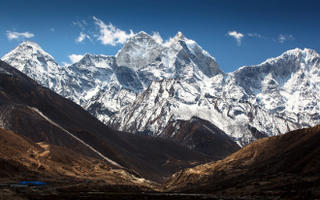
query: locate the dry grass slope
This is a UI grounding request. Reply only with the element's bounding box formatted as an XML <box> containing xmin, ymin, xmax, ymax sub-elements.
<box><xmin>165</xmin><ymin>125</ymin><xmax>320</xmax><ymax>199</ymax></box>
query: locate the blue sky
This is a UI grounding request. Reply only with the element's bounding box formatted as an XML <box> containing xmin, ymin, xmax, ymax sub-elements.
<box><xmin>0</xmin><ymin>0</ymin><xmax>319</xmax><ymax>72</ymax></box>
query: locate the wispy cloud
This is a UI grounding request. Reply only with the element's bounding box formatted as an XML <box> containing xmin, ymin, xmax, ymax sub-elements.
<box><xmin>76</xmin><ymin>32</ymin><xmax>91</xmax><ymax>43</ymax></box>
<box><xmin>278</xmin><ymin>34</ymin><xmax>294</xmax><ymax>43</ymax></box>
<box><xmin>6</xmin><ymin>31</ymin><xmax>35</xmax><ymax>40</ymax></box>
<box><xmin>69</xmin><ymin>54</ymin><xmax>84</xmax><ymax>63</ymax></box>
<box><xmin>72</xmin><ymin>20</ymin><xmax>88</xmax><ymax>30</ymax></box>
<box><xmin>247</xmin><ymin>33</ymin><xmax>263</xmax><ymax>38</ymax></box>
<box><xmin>227</xmin><ymin>30</ymin><xmax>244</xmax><ymax>46</ymax></box>
<box><xmin>93</xmin><ymin>16</ymin><xmax>134</xmax><ymax>46</ymax></box>
<box><xmin>227</xmin><ymin>31</ymin><xmax>294</xmax><ymax>45</ymax></box>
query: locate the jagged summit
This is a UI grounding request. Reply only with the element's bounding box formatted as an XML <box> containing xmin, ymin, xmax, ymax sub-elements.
<box><xmin>4</xmin><ymin>41</ymin><xmax>56</xmax><ymax>62</ymax></box>
<box><xmin>173</xmin><ymin>31</ymin><xmax>185</xmax><ymax>40</ymax></box>
<box><xmin>17</xmin><ymin>40</ymin><xmax>42</xmax><ymax>49</ymax></box>
<box><xmin>3</xmin><ymin>40</ymin><xmax>56</xmax><ymax>60</ymax></box>
<box><xmin>124</xmin><ymin>31</ymin><xmax>156</xmax><ymax>45</ymax></box>
<box><xmin>132</xmin><ymin>31</ymin><xmax>152</xmax><ymax>38</ymax></box>
<box><xmin>165</xmin><ymin>31</ymin><xmax>189</xmax><ymax>47</ymax></box>
<box><xmin>234</xmin><ymin>47</ymin><xmax>320</xmax><ymax>76</ymax></box>
<box><xmin>283</xmin><ymin>47</ymin><xmax>319</xmax><ymax>56</ymax></box>
<box><xmin>1</xmin><ymin>40</ymin><xmax>62</xmax><ymax>89</ymax></box>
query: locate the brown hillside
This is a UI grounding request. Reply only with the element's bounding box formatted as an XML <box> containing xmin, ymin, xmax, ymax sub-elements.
<box><xmin>165</xmin><ymin>125</ymin><xmax>320</xmax><ymax>199</ymax></box>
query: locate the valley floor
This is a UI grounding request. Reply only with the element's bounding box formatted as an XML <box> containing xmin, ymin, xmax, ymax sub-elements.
<box><xmin>1</xmin><ymin>179</ymin><xmax>315</xmax><ymax>200</ymax></box>
<box><xmin>0</xmin><ymin>187</ymin><xmax>279</xmax><ymax>200</ymax></box>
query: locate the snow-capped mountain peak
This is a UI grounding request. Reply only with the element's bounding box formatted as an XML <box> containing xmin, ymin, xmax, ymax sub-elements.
<box><xmin>2</xmin><ymin>41</ymin><xmax>58</xmax><ymax>72</ymax></box>
<box><xmin>224</xmin><ymin>46</ymin><xmax>320</xmax><ymax>125</ymax></box>
<box><xmin>1</xmin><ymin>41</ymin><xmax>62</xmax><ymax>89</ymax></box>
<box><xmin>11</xmin><ymin>41</ymin><xmax>52</xmax><ymax>57</ymax></box>
<box><xmin>121</xmin><ymin>31</ymin><xmax>158</xmax><ymax>49</ymax></box>
<box><xmin>173</xmin><ymin>31</ymin><xmax>185</xmax><ymax>40</ymax></box>
<box><xmin>165</xmin><ymin>31</ymin><xmax>188</xmax><ymax>47</ymax></box>
<box><xmin>131</xmin><ymin>31</ymin><xmax>153</xmax><ymax>40</ymax></box>
<box><xmin>283</xmin><ymin>47</ymin><xmax>319</xmax><ymax>57</ymax></box>
<box><xmin>262</xmin><ymin>48</ymin><xmax>320</xmax><ymax>66</ymax></box>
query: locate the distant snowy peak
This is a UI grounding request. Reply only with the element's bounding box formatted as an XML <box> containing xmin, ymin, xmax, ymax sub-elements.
<box><xmin>227</xmin><ymin>47</ymin><xmax>320</xmax><ymax>121</ymax></box>
<box><xmin>2</xmin><ymin>41</ymin><xmax>58</xmax><ymax>71</ymax></box>
<box><xmin>259</xmin><ymin>48</ymin><xmax>320</xmax><ymax>70</ymax></box>
<box><xmin>232</xmin><ymin>48</ymin><xmax>320</xmax><ymax>90</ymax></box>
<box><xmin>1</xmin><ymin>40</ymin><xmax>62</xmax><ymax>89</ymax></box>
<box><xmin>4</xmin><ymin>40</ymin><xmax>54</xmax><ymax>59</ymax></box>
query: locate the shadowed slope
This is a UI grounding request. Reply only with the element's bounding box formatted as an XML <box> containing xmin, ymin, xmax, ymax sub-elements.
<box><xmin>161</xmin><ymin>117</ymin><xmax>240</xmax><ymax>159</ymax></box>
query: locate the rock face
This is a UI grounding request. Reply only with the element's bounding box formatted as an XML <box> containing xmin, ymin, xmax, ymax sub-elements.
<box><xmin>2</xmin><ymin>32</ymin><xmax>320</xmax><ymax>146</ymax></box>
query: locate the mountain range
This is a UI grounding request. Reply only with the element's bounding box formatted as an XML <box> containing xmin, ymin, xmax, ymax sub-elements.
<box><xmin>2</xmin><ymin>31</ymin><xmax>319</xmax><ymax>148</ymax></box>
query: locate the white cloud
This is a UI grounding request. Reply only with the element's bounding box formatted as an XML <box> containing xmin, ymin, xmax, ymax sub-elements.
<box><xmin>93</xmin><ymin>16</ymin><xmax>134</xmax><ymax>46</ymax></box>
<box><xmin>62</xmin><ymin>54</ymin><xmax>84</xmax><ymax>66</ymax></box>
<box><xmin>151</xmin><ymin>32</ymin><xmax>163</xmax><ymax>44</ymax></box>
<box><xmin>69</xmin><ymin>54</ymin><xmax>84</xmax><ymax>63</ymax></box>
<box><xmin>6</xmin><ymin>31</ymin><xmax>35</xmax><ymax>40</ymax></box>
<box><xmin>278</xmin><ymin>34</ymin><xmax>294</xmax><ymax>43</ymax></box>
<box><xmin>76</xmin><ymin>32</ymin><xmax>91</xmax><ymax>43</ymax></box>
<box><xmin>228</xmin><ymin>30</ymin><xmax>244</xmax><ymax>46</ymax></box>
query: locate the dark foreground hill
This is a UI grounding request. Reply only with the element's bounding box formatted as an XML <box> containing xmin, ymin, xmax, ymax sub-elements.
<box><xmin>164</xmin><ymin>125</ymin><xmax>320</xmax><ymax>199</ymax></box>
